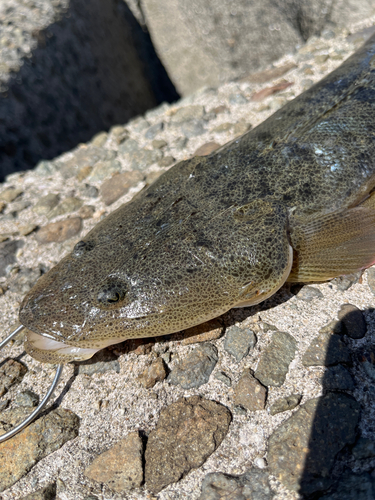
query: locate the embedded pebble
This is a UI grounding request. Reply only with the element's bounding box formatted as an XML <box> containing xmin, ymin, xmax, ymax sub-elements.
<box><xmin>0</xmin><ymin>359</ymin><xmax>27</xmax><ymax>397</ymax></box>
<box><xmin>35</xmin><ymin>218</ymin><xmax>82</xmax><ymax>244</ymax></box>
<box><xmin>302</xmin><ymin>332</ymin><xmax>351</xmax><ymax>367</ymax></box>
<box><xmin>269</xmin><ymin>394</ymin><xmax>302</xmax><ymax>416</ymax></box>
<box><xmin>138</xmin><ymin>358</ymin><xmax>167</xmax><ymax>388</ymax></box>
<box><xmin>145</xmin><ymin>122</ymin><xmax>164</xmax><ymax>139</ymax></box>
<box><xmin>194</xmin><ymin>142</ymin><xmax>221</xmax><ymax>156</ymax></box>
<box><xmin>0</xmin><ymin>408</ymin><xmax>79</xmax><ymax>492</ymax></box>
<box><xmin>324</xmin><ymin>364</ymin><xmax>355</xmax><ymax>391</ymax></box>
<box><xmin>243</xmin><ymin>62</ymin><xmax>297</xmax><ymax>84</ymax></box>
<box><xmin>255</xmin><ymin>331</ymin><xmax>296</xmax><ymax>387</ymax></box>
<box><xmin>224</xmin><ymin>325</ymin><xmax>256</xmax><ymax>361</ymax></box>
<box><xmin>15</xmin><ymin>390</ymin><xmax>39</xmax><ymax>407</ymax></box>
<box><xmin>152</xmin><ymin>139</ymin><xmax>167</xmax><ymax>149</ymax></box>
<box><xmin>268</xmin><ymin>393</ymin><xmax>360</xmax><ymax>496</ymax></box>
<box><xmin>118</xmin><ymin>138</ymin><xmax>140</xmax><ymax>155</ymax></box>
<box><xmin>170</xmin><ymin>105</ymin><xmax>205</xmax><ymax>124</ymax></box>
<box><xmin>87</xmin><ymin>159</ymin><xmax>122</xmax><ymax>183</ymax></box>
<box><xmin>100</xmin><ymin>171</ymin><xmax>143</xmax><ymax>206</ymax></box>
<box><xmin>90</xmin><ymin>132</ymin><xmax>108</xmax><ymax>148</ymax></box>
<box><xmin>18</xmin><ymin>224</ymin><xmax>37</xmax><ymax>236</ymax></box>
<box><xmin>229</xmin><ymin>93</ymin><xmax>248</xmax><ymax>105</ymax></box>
<box><xmin>234</xmin><ymin>371</ymin><xmax>267</xmax><ymax>411</ymax></box>
<box><xmin>145</xmin><ymin>396</ymin><xmax>231</xmax><ymax>493</ymax></box>
<box><xmin>0</xmin><ymin>188</ymin><xmax>23</xmax><ymax>203</ymax></box>
<box><xmin>0</xmin><ymin>240</ymin><xmax>24</xmax><ymax>276</ymax></box>
<box><xmin>127</xmin><ymin>148</ymin><xmax>163</xmax><ymax>171</ymax></box>
<box><xmin>47</xmin><ymin>197</ymin><xmax>83</xmax><ymax>219</ymax></box>
<box><xmin>338</xmin><ymin>304</ymin><xmax>367</xmax><ymax>339</ymax></box>
<box><xmin>214</xmin><ymin>371</ymin><xmax>232</xmax><ymax>387</ymax></box>
<box><xmin>332</xmin><ymin>272</ymin><xmax>361</xmax><ymax>291</ymax></box>
<box><xmin>158</xmin><ymin>156</ymin><xmax>175</xmax><ymax>167</ymax></box>
<box><xmin>167</xmin><ymin>344</ymin><xmax>218</xmax><ymax>389</ymax></box>
<box><xmin>81</xmin><ymin>185</ymin><xmax>99</xmax><ymax>198</ymax></box>
<box><xmin>78</xmin><ymin>205</ymin><xmax>95</xmax><ymax>219</ymax></box>
<box><xmin>181</xmin><ymin>120</ymin><xmax>206</xmax><ymax>138</ymax></box>
<box><xmin>58</xmin><ymin>147</ymin><xmax>112</xmax><ymax>179</ymax></box>
<box><xmin>295</xmin><ymin>285</ymin><xmax>324</xmax><ymax>301</ymax></box>
<box><xmin>199</xmin><ymin>468</ymin><xmax>274</xmax><ymax>500</ymax></box>
<box><xmin>84</xmin><ymin>432</ymin><xmax>143</xmax><ymax>493</ymax></box>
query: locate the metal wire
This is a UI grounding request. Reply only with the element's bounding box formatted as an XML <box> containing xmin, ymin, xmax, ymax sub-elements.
<box><xmin>0</xmin><ymin>325</ymin><xmax>64</xmax><ymax>443</ymax></box>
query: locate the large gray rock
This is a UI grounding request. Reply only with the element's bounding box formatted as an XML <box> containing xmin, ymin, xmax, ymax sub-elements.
<box><xmin>140</xmin><ymin>0</ymin><xmax>375</xmax><ymax>95</ymax></box>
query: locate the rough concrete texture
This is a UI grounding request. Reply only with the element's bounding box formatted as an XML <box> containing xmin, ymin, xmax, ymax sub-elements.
<box><xmin>1</xmin><ymin>15</ymin><xmax>375</xmax><ymax>500</ymax></box>
<box><xmin>140</xmin><ymin>0</ymin><xmax>375</xmax><ymax>94</ymax></box>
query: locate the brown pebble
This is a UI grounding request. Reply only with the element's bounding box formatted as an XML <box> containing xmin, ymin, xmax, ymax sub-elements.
<box><xmin>78</xmin><ymin>205</ymin><xmax>95</xmax><ymax>219</ymax></box>
<box><xmin>152</xmin><ymin>139</ymin><xmax>167</xmax><ymax>149</ymax></box>
<box><xmin>240</xmin><ymin>62</ymin><xmax>297</xmax><ymax>84</ymax></box>
<box><xmin>84</xmin><ymin>432</ymin><xmax>143</xmax><ymax>492</ymax></box>
<box><xmin>158</xmin><ymin>156</ymin><xmax>175</xmax><ymax>167</ymax></box>
<box><xmin>210</xmin><ymin>105</ymin><xmax>229</xmax><ymax>114</ymax></box>
<box><xmin>18</xmin><ymin>224</ymin><xmax>37</xmax><ymax>236</ymax></box>
<box><xmin>76</xmin><ymin>165</ymin><xmax>93</xmax><ymax>181</ymax></box>
<box><xmin>0</xmin><ymin>188</ymin><xmax>23</xmax><ymax>203</ymax></box>
<box><xmin>194</xmin><ymin>142</ymin><xmax>221</xmax><ymax>156</ymax></box>
<box><xmin>100</xmin><ymin>171</ymin><xmax>143</xmax><ymax>206</ymax></box>
<box><xmin>234</xmin><ymin>371</ymin><xmax>267</xmax><ymax>411</ymax></box>
<box><xmin>251</xmin><ymin>81</ymin><xmax>294</xmax><ymax>102</ymax></box>
<box><xmin>138</xmin><ymin>358</ymin><xmax>167</xmax><ymax>388</ymax></box>
<box><xmin>35</xmin><ymin>218</ymin><xmax>82</xmax><ymax>244</ymax></box>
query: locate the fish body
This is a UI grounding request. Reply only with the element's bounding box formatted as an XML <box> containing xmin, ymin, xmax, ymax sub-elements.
<box><xmin>20</xmin><ymin>34</ymin><xmax>375</xmax><ymax>362</ymax></box>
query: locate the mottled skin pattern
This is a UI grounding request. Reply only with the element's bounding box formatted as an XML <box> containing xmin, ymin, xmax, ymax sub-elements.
<box><xmin>20</xmin><ymin>34</ymin><xmax>375</xmax><ymax>362</ymax></box>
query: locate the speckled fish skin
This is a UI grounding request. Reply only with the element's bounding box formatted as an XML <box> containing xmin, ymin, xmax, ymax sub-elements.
<box><xmin>20</xmin><ymin>34</ymin><xmax>375</xmax><ymax>363</ymax></box>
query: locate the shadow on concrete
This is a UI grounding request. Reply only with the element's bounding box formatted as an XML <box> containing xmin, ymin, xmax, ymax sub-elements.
<box><xmin>0</xmin><ymin>0</ymin><xmax>179</xmax><ymax>181</ymax></box>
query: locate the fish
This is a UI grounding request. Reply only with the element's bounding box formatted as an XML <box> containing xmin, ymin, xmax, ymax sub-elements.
<box><xmin>18</xmin><ymin>34</ymin><xmax>375</xmax><ymax>364</ymax></box>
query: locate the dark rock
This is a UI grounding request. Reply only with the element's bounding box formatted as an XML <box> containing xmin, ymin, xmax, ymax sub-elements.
<box><xmin>269</xmin><ymin>394</ymin><xmax>302</xmax><ymax>416</ymax></box>
<box><xmin>302</xmin><ymin>332</ymin><xmax>351</xmax><ymax>367</ymax></box>
<box><xmin>32</xmin><ymin>194</ymin><xmax>60</xmax><ymax>215</ymax></box>
<box><xmin>145</xmin><ymin>396</ymin><xmax>231</xmax><ymax>493</ymax></box>
<box><xmin>319</xmin><ymin>470</ymin><xmax>375</xmax><ymax>500</ymax></box>
<box><xmin>138</xmin><ymin>358</ymin><xmax>167</xmax><ymax>388</ymax></box>
<box><xmin>84</xmin><ymin>432</ymin><xmax>143</xmax><ymax>492</ymax></box>
<box><xmin>194</xmin><ymin>142</ymin><xmax>221</xmax><ymax>156</ymax></box>
<box><xmin>75</xmin><ymin>349</ymin><xmax>120</xmax><ymax>375</ymax></box>
<box><xmin>352</xmin><ymin>437</ymin><xmax>375</xmax><ymax>460</ymax></box>
<box><xmin>0</xmin><ymin>240</ymin><xmax>24</xmax><ymax>277</ymax></box>
<box><xmin>224</xmin><ymin>326</ymin><xmax>257</xmax><ymax>362</ymax></box>
<box><xmin>167</xmin><ymin>343</ymin><xmax>218</xmax><ymax>389</ymax></box>
<box><xmin>268</xmin><ymin>393</ymin><xmax>360</xmax><ymax>495</ymax></box>
<box><xmin>0</xmin><ymin>408</ymin><xmax>79</xmax><ymax>492</ymax></box>
<box><xmin>234</xmin><ymin>371</ymin><xmax>267</xmax><ymax>411</ymax></box>
<box><xmin>332</xmin><ymin>272</ymin><xmax>361</xmax><ymax>291</ymax></box>
<box><xmin>35</xmin><ymin>218</ymin><xmax>82</xmax><ymax>244</ymax></box>
<box><xmin>338</xmin><ymin>304</ymin><xmax>367</xmax><ymax>339</ymax></box>
<box><xmin>100</xmin><ymin>171</ymin><xmax>143</xmax><ymax>205</ymax></box>
<box><xmin>295</xmin><ymin>285</ymin><xmax>323</xmax><ymax>301</ymax></box>
<box><xmin>20</xmin><ymin>483</ymin><xmax>56</xmax><ymax>500</ymax></box>
<box><xmin>0</xmin><ymin>359</ymin><xmax>27</xmax><ymax>397</ymax></box>
<box><xmin>255</xmin><ymin>331</ymin><xmax>296</xmax><ymax>387</ymax></box>
<box><xmin>324</xmin><ymin>365</ymin><xmax>355</xmax><ymax>391</ymax></box>
<box><xmin>199</xmin><ymin>468</ymin><xmax>274</xmax><ymax>500</ymax></box>
<box><xmin>214</xmin><ymin>371</ymin><xmax>232</xmax><ymax>387</ymax></box>
<box><xmin>15</xmin><ymin>390</ymin><xmax>39</xmax><ymax>407</ymax></box>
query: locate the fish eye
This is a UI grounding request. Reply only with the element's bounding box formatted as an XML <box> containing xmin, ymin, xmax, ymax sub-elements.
<box><xmin>97</xmin><ymin>279</ymin><xmax>127</xmax><ymax>309</ymax></box>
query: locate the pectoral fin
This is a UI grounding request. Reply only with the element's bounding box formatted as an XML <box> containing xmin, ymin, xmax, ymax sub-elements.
<box><xmin>288</xmin><ymin>204</ymin><xmax>375</xmax><ymax>282</ymax></box>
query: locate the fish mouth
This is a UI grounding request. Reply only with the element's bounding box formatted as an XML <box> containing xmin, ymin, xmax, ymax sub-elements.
<box><xmin>24</xmin><ymin>330</ymin><xmax>125</xmax><ymax>363</ymax></box>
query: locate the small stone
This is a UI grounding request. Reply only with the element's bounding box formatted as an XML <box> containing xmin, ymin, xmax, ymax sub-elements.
<box><xmin>229</xmin><ymin>93</ymin><xmax>248</xmax><ymax>105</ymax></box>
<box><xmin>118</xmin><ymin>138</ymin><xmax>140</xmax><ymax>155</ymax></box>
<box><xmin>302</xmin><ymin>78</ymin><xmax>314</xmax><ymax>89</ymax></box>
<box><xmin>324</xmin><ymin>364</ymin><xmax>354</xmax><ymax>391</ymax></box>
<box><xmin>152</xmin><ymin>139</ymin><xmax>167</xmax><ymax>149</ymax></box>
<box><xmin>315</xmin><ymin>54</ymin><xmax>330</xmax><ymax>64</ymax></box>
<box><xmin>367</xmin><ymin>267</ymin><xmax>375</xmax><ymax>295</ymax></box>
<box><xmin>33</xmin><ymin>194</ymin><xmax>60</xmax><ymax>215</ymax></box>
<box><xmin>88</xmin><ymin>159</ymin><xmax>121</xmax><ymax>183</ymax></box>
<box><xmin>199</xmin><ymin>468</ymin><xmax>274</xmax><ymax>500</ymax></box>
<box><xmin>100</xmin><ymin>171</ymin><xmax>143</xmax><ymax>205</ymax></box>
<box><xmin>34</xmin><ymin>160</ymin><xmax>57</xmax><ymax>176</ymax></box>
<box><xmin>20</xmin><ymin>483</ymin><xmax>56</xmax><ymax>500</ymax></box>
<box><xmin>36</xmin><ymin>218</ymin><xmax>82</xmax><ymax>244</ymax></box>
<box><xmin>76</xmin><ymin>165</ymin><xmax>93</xmax><ymax>181</ymax></box>
<box><xmin>81</xmin><ymin>185</ymin><xmax>99</xmax><ymax>198</ymax></box>
<box><xmin>269</xmin><ymin>394</ymin><xmax>302</xmax><ymax>416</ymax></box>
<box><xmin>170</xmin><ymin>319</ymin><xmax>223</xmax><ymax>345</ymax></box>
<box><xmin>78</xmin><ymin>205</ymin><xmax>95</xmax><ymax>219</ymax></box>
<box><xmin>233</xmin><ymin>122</ymin><xmax>252</xmax><ymax>136</ymax></box>
<box><xmin>0</xmin><ymin>201</ymin><xmax>5</xmax><ymax>213</ymax></box>
<box><xmin>90</xmin><ymin>131</ymin><xmax>108</xmax><ymax>147</ymax></box>
<box><xmin>138</xmin><ymin>358</ymin><xmax>167</xmax><ymax>388</ymax></box>
<box><xmin>158</xmin><ymin>156</ymin><xmax>175</xmax><ymax>167</ymax></box>
<box><xmin>224</xmin><ymin>326</ymin><xmax>257</xmax><ymax>361</ymax></box>
<box><xmin>295</xmin><ymin>286</ymin><xmax>323</xmax><ymax>301</ymax></box>
<box><xmin>214</xmin><ymin>371</ymin><xmax>232</xmax><ymax>387</ymax></box>
<box><xmin>167</xmin><ymin>344</ymin><xmax>218</xmax><ymax>389</ymax></box>
<box><xmin>0</xmin><ymin>408</ymin><xmax>79</xmax><ymax>492</ymax></box>
<box><xmin>110</xmin><ymin>125</ymin><xmax>129</xmax><ymax>144</ymax></box>
<box><xmin>234</xmin><ymin>371</ymin><xmax>267</xmax><ymax>411</ymax></box>
<box><xmin>251</xmin><ymin>81</ymin><xmax>293</xmax><ymax>101</ymax></box>
<box><xmin>145</xmin><ymin>396</ymin><xmax>231</xmax><ymax>493</ymax></box>
<box><xmin>331</xmin><ymin>272</ymin><xmax>361</xmax><ymax>291</ymax></box>
<box><xmin>170</xmin><ymin>105</ymin><xmax>205</xmax><ymax>124</ymax></box>
<box><xmin>47</xmin><ymin>197</ymin><xmax>83</xmax><ymax>219</ymax></box>
<box><xmin>255</xmin><ymin>331</ymin><xmax>296</xmax><ymax>387</ymax></box>
<box><xmin>129</xmin><ymin>148</ymin><xmax>163</xmax><ymax>171</ymax></box>
<box><xmin>242</xmin><ymin>62</ymin><xmax>297</xmax><ymax>84</ymax></box>
<box><xmin>338</xmin><ymin>304</ymin><xmax>367</xmax><ymax>339</ymax></box>
<box><xmin>173</xmin><ymin>136</ymin><xmax>188</xmax><ymax>150</ymax></box>
<box><xmin>15</xmin><ymin>390</ymin><xmax>39</xmax><ymax>407</ymax></box>
<box><xmin>0</xmin><ymin>360</ymin><xmax>27</xmax><ymax>397</ymax></box>
<box><xmin>18</xmin><ymin>224</ymin><xmax>37</xmax><ymax>236</ymax></box>
<box><xmin>254</xmin><ymin>457</ymin><xmax>267</xmax><ymax>469</ymax></box>
<box><xmin>75</xmin><ymin>349</ymin><xmax>120</xmax><ymax>375</ymax></box>
<box><xmin>210</xmin><ymin>105</ymin><xmax>229</xmax><ymax>114</ymax></box>
<box><xmin>302</xmin><ymin>332</ymin><xmax>351</xmax><ymax>367</ymax></box>
<box><xmin>58</xmin><ymin>147</ymin><xmax>112</xmax><ymax>179</ymax></box>
<box><xmin>0</xmin><ymin>188</ymin><xmax>23</xmax><ymax>203</ymax></box>
<box><xmin>212</xmin><ymin>122</ymin><xmax>233</xmax><ymax>133</ymax></box>
<box><xmin>181</xmin><ymin>120</ymin><xmax>206</xmax><ymax>138</ymax></box>
<box><xmin>194</xmin><ymin>142</ymin><xmax>221</xmax><ymax>156</ymax></box>
<box><xmin>130</xmin><ymin>116</ymin><xmax>150</xmax><ymax>132</ymax></box>
<box><xmin>8</xmin><ymin>267</ymin><xmax>43</xmax><ymax>294</ymax></box>
<box><xmin>352</xmin><ymin>437</ymin><xmax>375</xmax><ymax>459</ymax></box>
<box><xmin>268</xmin><ymin>393</ymin><xmax>360</xmax><ymax>495</ymax></box>
<box><xmin>0</xmin><ymin>240</ymin><xmax>24</xmax><ymax>277</ymax></box>
<box><xmin>145</xmin><ymin>122</ymin><xmax>164</xmax><ymax>139</ymax></box>
<box><xmin>84</xmin><ymin>432</ymin><xmax>143</xmax><ymax>492</ymax></box>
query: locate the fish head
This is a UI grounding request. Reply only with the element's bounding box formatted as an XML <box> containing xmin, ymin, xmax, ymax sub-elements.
<box><xmin>19</xmin><ymin>199</ymin><xmax>292</xmax><ymax>363</ymax></box>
